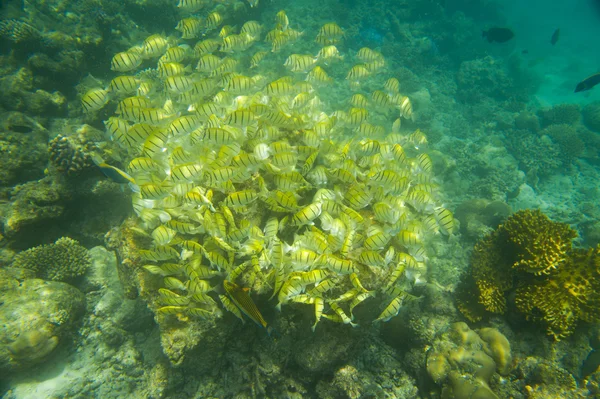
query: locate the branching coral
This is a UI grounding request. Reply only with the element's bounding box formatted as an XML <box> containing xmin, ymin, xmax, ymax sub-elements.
<box><xmin>12</xmin><ymin>237</ymin><xmax>91</xmax><ymax>282</ymax></box>
<box><xmin>539</xmin><ymin>104</ymin><xmax>581</xmax><ymax>127</ymax></box>
<box><xmin>48</xmin><ymin>129</ymin><xmax>101</xmax><ymax>175</ymax></box>
<box><xmin>456</xmin><ymin>209</ymin><xmax>599</xmax><ymax>340</ymax></box>
<box><xmin>540</xmin><ymin>124</ymin><xmax>585</xmax><ymax>167</ymax></box>
<box><xmin>504</xmin><ymin>129</ymin><xmax>561</xmax><ymax>177</ymax></box>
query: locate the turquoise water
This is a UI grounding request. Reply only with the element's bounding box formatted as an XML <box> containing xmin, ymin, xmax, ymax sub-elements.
<box><xmin>1</xmin><ymin>0</ymin><xmax>600</xmax><ymax>397</ymax></box>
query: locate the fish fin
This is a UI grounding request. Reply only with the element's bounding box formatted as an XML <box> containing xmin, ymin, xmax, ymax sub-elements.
<box><xmin>90</xmin><ymin>153</ymin><xmax>105</xmax><ymax>166</ymax></box>
<box><xmin>128</xmin><ymin>182</ymin><xmax>140</xmax><ymax>193</ymax></box>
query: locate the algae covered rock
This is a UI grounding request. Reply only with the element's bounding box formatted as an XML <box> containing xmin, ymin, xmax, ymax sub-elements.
<box><xmin>0</xmin><ymin>111</ymin><xmax>48</xmax><ymax>187</ymax></box>
<box><xmin>12</xmin><ymin>236</ymin><xmax>91</xmax><ymax>282</ymax></box>
<box><xmin>0</xmin><ymin>278</ymin><xmax>85</xmax><ymax>372</ymax></box>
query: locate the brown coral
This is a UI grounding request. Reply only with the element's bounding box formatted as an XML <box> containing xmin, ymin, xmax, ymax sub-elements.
<box><xmin>515</xmin><ymin>247</ymin><xmax>600</xmax><ymax>339</ymax></box>
<box><xmin>48</xmin><ymin>134</ymin><xmax>94</xmax><ymax>175</ymax></box>
<box><xmin>503</xmin><ymin>209</ymin><xmax>577</xmax><ymax>275</ymax></box>
<box><xmin>456</xmin><ymin>209</ymin><xmax>600</xmax><ymax>340</ymax></box>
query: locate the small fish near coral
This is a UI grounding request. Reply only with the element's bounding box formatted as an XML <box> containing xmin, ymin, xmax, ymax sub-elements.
<box><xmin>482</xmin><ymin>27</ymin><xmax>514</xmax><ymax>43</ymax></box>
<box><xmin>223</xmin><ymin>280</ymin><xmax>274</xmax><ymax>335</ymax></box>
<box><xmin>550</xmin><ymin>28</ymin><xmax>560</xmax><ymax>45</ymax></box>
<box><xmin>575</xmin><ymin>73</ymin><xmax>600</xmax><ymax>93</ymax></box>
<box><xmin>91</xmin><ymin>154</ymin><xmax>140</xmax><ymax>192</ymax></box>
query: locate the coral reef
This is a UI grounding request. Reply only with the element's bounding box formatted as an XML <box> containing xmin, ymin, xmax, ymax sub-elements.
<box><xmin>0</xmin><ymin>278</ymin><xmax>85</xmax><ymax>372</ymax></box>
<box><xmin>539</xmin><ymin>103</ymin><xmax>581</xmax><ymax>128</ymax></box>
<box><xmin>456</xmin><ymin>56</ymin><xmax>517</xmax><ymax>103</ymax></box>
<box><xmin>514</xmin><ymin>110</ymin><xmax>540</xmax><ymax>133</ymax></box>
<box><xmin>504</xmin><ymin>129</ymin><xmax>561</xmax><ymax>183</ymax></box>
<box><xmin>48</xmin><ymin>133</ymin><xmax>96</xmax><ymax>175</ymax></box>
<box><xmin>503</xmin><ymin>209</ymin><xmax>577</xmax><ymax>275</ymax></box>
<box><xmin>540</xmin><ymin>123</ymin><xmax>585</xmax><ymax>167</ymax></box>
<box><xmin>47</xmin><ymin>123</ymin><xmax>107</xmax><ymax>175</ymax></box>
<box><xmin>456</xmin><ymin>209</ymin><xmax>600</xmax><ymax>339</ymax></box>
<box><xmin>515</xmin><ymin>357</ymin><xmax>587</xmax><ymax>398</ymax></box>
<box><xmin>11</xmin><ymin>236</ymin><xmax>91</xmax><ymax>282</ymax></box>
<box><xmin>454</xmin><ymin>198</ymin><xmax>511</xmax><ymax>239</ymax></box>
<box><xmin>426</xmin><ymin>322</ymin><xmax>512</xmax><ymax>399</ymax></box>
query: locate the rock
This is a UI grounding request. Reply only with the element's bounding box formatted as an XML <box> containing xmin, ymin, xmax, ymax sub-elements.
<box><xmin>0</xmin><ymin>111</ymin><xmax>48</xmax><ymax>188</ymax></box>
<box><xmin>0</xmin><ymin>278</ymin><xmax>85</xmax><ymax>373</ymax></box>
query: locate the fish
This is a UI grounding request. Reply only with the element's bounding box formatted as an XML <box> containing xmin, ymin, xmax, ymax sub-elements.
<box><xmin>373</xmin><ymin>294</ymin><xmax>405</xmax><ymax>323</ymax></box>
<box><xmin>81</xmin><ymin>88</ymin><xmax>110</xmax><ymax>113</ymax></box>
<box><xmin>575</xmin><ymin>73</ymin><xmax>600</xmax><ymax>92</ymax></box>
<box><xmin>111</xmin><ymin>50</ymin><xmax>143</xmax><ymax>72</ymax></box>
<box><xmin>482</xmin><ymin>27</ymin><xmax>514</xmax><ymax>43</ymax></box>
<box><xmin>581</xmin><ymin>349</ymin><xmax>600</xmax><ymax>378</ymax></box>
<box><xmin>223</xmin><ymin>280</ymin><xmax>272</xmax><ymax>333</ymax></box>
<box><xmin>550</xmin><ymin>28</ymin><xmax>560</xmax><ymax>45</ymax></box>
<box><xmin>91</xmin><ymin>155</ymin><xmax>139</xmax><ymax>192</ymax></box>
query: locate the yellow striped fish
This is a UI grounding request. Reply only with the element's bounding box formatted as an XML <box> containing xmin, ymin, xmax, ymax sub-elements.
<box><xmin>223</xmin><ymin>280</ymin><xmax>273</xmax><ymax>333</ymax></box>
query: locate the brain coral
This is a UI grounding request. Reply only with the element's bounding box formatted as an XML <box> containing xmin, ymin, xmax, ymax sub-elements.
<box><xmin>12</xmin><ymin>237</ymin><xmax>91</xmax><ymax>282</ymax></box>
<box><xmin>426</xmin><ymin>322</ymin><xmax>511</xmax><ymax>399</ymax></box>
<box><xmin>456</xmin><ymin>209</ymin><xmax>599</xmax><ymax>340</ymax></box>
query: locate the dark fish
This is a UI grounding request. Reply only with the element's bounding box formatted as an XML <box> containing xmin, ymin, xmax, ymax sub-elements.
<box><xmin>92</xmin><ymin>154</ymin><xmax>139</xmax><ymax>192</ymax></box>
<box><xmin>521</xmin><ymin>49</ymin><xmax>529</xmax><ymax>55</ymax></box>
<box><xmin>575</xmin><ymin>73</ymin><xmax>600</xmax><ymax>92</ymax></box>
<box><xmin>581</xmin><ymin>350</ymin><xmax>600</xmax><ymax>378</ymax></box>
<box><xmin>482</xmin><ymin>27</ymin><xmax>514</xmax><ymax>43</ymax></box>
<box><xmin>551</xmin><ymin>28</ymin><xmax>560</xmax><ymax>45</ymax></box>
<box><xmin>223</xmin><ymin>280</ymin><xmax>271</xmax><ymax>332</ymax></box>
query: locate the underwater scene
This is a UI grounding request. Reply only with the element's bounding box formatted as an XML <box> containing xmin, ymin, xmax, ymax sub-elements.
<box><xmin>2</xmin><ymin>0</ymin><xmax>600</xmax><ymax>397</ymax></box>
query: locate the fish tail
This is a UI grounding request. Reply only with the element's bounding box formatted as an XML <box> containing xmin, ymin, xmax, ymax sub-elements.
<box><xmin>266</xmin><ymin>326</ymin><xmax>280</xmax><ymax>338</ymax></box>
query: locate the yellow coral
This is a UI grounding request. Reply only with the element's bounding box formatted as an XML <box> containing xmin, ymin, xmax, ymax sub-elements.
<box><xmin>503</xmin><ymin>209</ymin><xmax>576</xmax><ymax>275</ymax></box>
<box><xmin>515</xmin><ymin>247</ymin><xmax>600</xmax><ymax>339</ymax></box>
<box><xmin>457</xmin><ymin>210</ymin><xmax>600</xmax><ymax>340</ymax></box>
<box><xmin>476</xmin><ymin>280</ymin><xmax>506</xmax><ymax>314</ymax></box>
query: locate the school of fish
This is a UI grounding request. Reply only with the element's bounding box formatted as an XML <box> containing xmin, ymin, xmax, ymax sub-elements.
<box><xmin>83</xmin><ymin>2</ymin><xmax>456</xmax><ymax>331</ymax></box>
